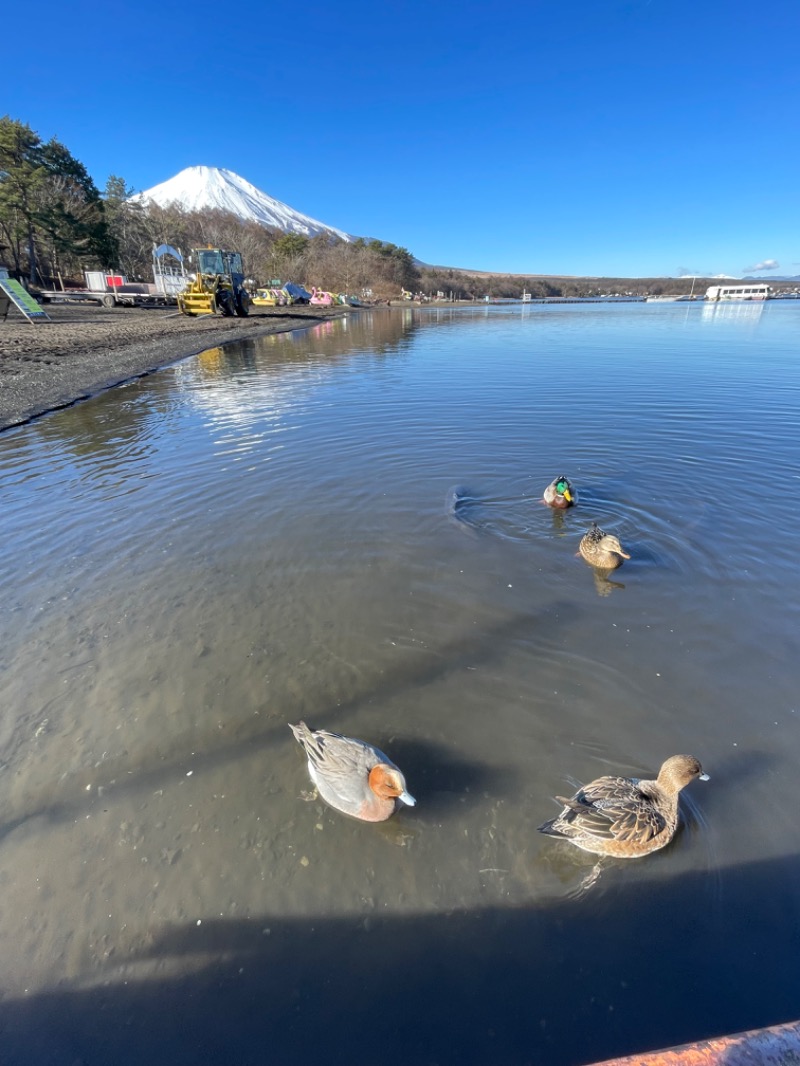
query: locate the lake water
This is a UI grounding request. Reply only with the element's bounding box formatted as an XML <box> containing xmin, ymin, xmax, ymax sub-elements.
<box><xmin>0</xmin><ymin>301</ymin><xmax>798</xmax><ymax>1065</ymax></box>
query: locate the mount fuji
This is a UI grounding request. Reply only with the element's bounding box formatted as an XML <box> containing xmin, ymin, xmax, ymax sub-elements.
<box><xmin>133</xmin><ymin>166</ymin><xmax>352</xmax><ymax>242</ymax></box>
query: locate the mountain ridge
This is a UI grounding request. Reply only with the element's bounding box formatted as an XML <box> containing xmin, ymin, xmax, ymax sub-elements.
<box><xmin>133</xmin><ymin>166</ymin><xmax>352</xmax><ymax>242</ymax></box>
<box><xmin>743</xmin><ymin>274</ymin><xmax>800</xmax><ymax>281</ymax></box>
<box><xmin>131</xmin><ymin>169</ymin><xmax>796</xmax><ymax>283</ymax></box>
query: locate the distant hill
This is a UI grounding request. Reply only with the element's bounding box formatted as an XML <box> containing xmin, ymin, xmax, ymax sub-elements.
<box><xmin>743</xmin><ymin>275</ymin><xmax>800</xmax><ymax>282</ymax></box>
<box><xmin>423</xmin><ymin>265</ymin><xmax>580</xmax><ymax>278</ymax></box>
<box><xmin>129</xmin><ymin>169</ymin><xmax>798</xmax><ymax>284</ymax></box>
<box><xmin>132</xmin><ymin>166</ymin><xmax>352</xmax><ymax>242</ymax></box>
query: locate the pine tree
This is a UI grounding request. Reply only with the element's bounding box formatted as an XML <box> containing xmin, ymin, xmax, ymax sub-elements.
<box><xmin>0</xmin><ymin>116</ymin><xmax>117</xmax><ymax>284</ymax></box>
<box><xmin>0</xmin><ymin>116</ymin><xmax>48</xmax><ymax>281</ymax></box>
<box><xmin>37</xmin><ymin>136</ymin><xmax>117</xmax><ymax>274</ymax></box>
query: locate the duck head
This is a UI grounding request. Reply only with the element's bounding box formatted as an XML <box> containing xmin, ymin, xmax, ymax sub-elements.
<box><xmin>369</xmin><ymin>763</ymin><xmax>416</xmax><ymax>807</ymax></box>
<box><xmin>599</xmin><ymin>533</ymin><xmax>630</xmax><ymax>560</ymax></box>
<box><xmin>657</xmin><ymin>754</ymin><xmax>709</xmax><ymax>792</ymax></box>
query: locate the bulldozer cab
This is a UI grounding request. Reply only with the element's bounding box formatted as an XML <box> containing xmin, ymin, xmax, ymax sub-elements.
<box><xmin>195</xmin><ymin>249</ymin><xmax>244</xmax><ymax>278</ymax></box>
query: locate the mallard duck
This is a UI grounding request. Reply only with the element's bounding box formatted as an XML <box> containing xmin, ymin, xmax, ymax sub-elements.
<box><xmin>289</xmin><ymin>721</ymin><xmax>416</xmax><ymax>822</ymax></box>
<box><xmin>538</xmin><ymin>755</ymin><xmax>709</xmax><ymax>858</ymax></box>
<box><xmin>578</xmin><ymin>522</ymin><xmax>630</xmax><ymax>569</ymax></box>
<box><xmin>543</xmin><ymin>476</ymin><xmax>575</xmax><ymax>509</ymax></box>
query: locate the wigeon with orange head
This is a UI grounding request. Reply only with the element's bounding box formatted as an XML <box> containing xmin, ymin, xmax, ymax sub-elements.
<box><xmin>289</xmin><ymin>721</ymin><xmax>416</xmax><ymax>822</ymax></box>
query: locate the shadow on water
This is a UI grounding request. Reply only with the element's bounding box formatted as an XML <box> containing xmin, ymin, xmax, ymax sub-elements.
<box><xmin>1</xmin><ymin>852</ymin><xmax>798</xmax><ymax>1066</ymax></box>
<box><xmin>0</xmin><ymin>598</ymin><xmax>580</xmax><ymax>843</ymax></box>
<box><xmin>375</xmin><ymin>736</ymin><xmax>511</xmax><ymax>815</ymax></box>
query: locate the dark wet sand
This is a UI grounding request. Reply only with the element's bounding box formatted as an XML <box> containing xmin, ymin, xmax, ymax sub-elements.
<box><xmin>0</xmin><ymin>302</ymin><xmax>353</xmax><ymax>431</ymax></box>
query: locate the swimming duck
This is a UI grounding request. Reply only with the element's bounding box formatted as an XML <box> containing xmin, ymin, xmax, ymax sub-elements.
<box><xmin>543</xmin><ymin>476</ymin><xmax>575</xmax><ymax>509</ymax></box>
<box><xmin>289</xmin><ymin>721</ymin><xmax>416</xmax><ymax>822</ymax></box>
<box><xmin>578</xmin><ymin>522</ymin><xmax>630</xmax><ymax>569</ymax></box>
<box><xmin>538</xmin><ymin>754</ymin><xmax>709</xmax><ymax>858</ymax></box>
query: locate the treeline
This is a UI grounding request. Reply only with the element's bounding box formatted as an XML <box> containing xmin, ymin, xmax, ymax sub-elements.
<box><xmin>102</xmin><ymin>178</ymin><xmax>419</xmax><ymax>297</ymax></box>
<box><xmin>0</xmin><ymin>116</ymin><xmax>115</xmax><ymax>285</ymax></box>
<box><xmin>414</xmin><ymin>269</ymin><xmax>719</xmax><ymax>300</ymax></box>
<box><xmin>416</xmin><ymin>268</ymin><xmax>568</xmax><ymax>300</ymax></box>
<box><xmin>0</xmin><ymin>116</ymin><xmax>419</xmax><ymax>297</ymax></box>
<box><xmin>1</xmin><ymin>115</ymin><xmax>735</xmax><ymax>301</ymax></box>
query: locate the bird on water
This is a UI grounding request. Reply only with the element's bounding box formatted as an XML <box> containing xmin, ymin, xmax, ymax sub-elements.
<box><xmin>289</xmin><ymin>721</ymin><xmax>416</xmax><ymax>822</ymax></box>
<box><xmin>538</xmin><ymin>754</ymin><xmax>709</xmax><ymax>858</ymax></box>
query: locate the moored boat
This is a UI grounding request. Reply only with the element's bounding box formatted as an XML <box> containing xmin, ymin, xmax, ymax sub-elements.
<box><xmin>705</xmin><ymin>283</ymin><xmax>771</xmax><ymax>302</ymax></box>
<box><xmin>310</xmin><ymin>287</ymin><xmax>335</xmax><ymax>306</ymax></box>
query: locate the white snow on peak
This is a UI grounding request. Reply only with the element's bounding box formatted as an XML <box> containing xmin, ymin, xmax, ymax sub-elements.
<box><xmin>133</xmin><ymin>166</ymin><xmax>351</xmax><ymax>241</ymax></box>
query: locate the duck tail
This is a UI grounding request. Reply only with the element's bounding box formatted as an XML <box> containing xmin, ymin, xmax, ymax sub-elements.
<box><xmin>288</xmin><ymin>721</ymin><xmax>312</xmax><ymax>745</ymax></box>
<box><xmin>537</xmin><ymin>817</ymin><xmax>566</xmax><ymax>837</ymax></box>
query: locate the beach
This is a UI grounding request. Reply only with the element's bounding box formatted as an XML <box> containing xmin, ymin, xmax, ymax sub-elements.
<box><xmin>0</xmin><ymin>302</ymin><xmax>351</xmax><ymax>431</ymax></box>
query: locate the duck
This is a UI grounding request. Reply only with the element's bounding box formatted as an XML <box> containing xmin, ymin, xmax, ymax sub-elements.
<box><xmin>538</xmin><ymin>754</ymin><xmax>709</xmax><ymax>858</ymax></box>
<box><xmin>578</xmin><ymin>522</ymin><xmax>630</xmax><ymax>569</ymax></box>
<box><xmin>289</xmin><ymin>721</ymin><xmax>416</xmax><ymax>822</ymax></box>
<box><xmin>543</xmin><ymin>476</ymin><xmax>576</xmax><ymax>509</ymax></box>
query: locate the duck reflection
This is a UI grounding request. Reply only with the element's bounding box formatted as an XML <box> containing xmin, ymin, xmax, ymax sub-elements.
<box><xmin>549</xmin><ymin>509</ymin><xmax>568</xmax><ymax>534</ymax></box>
<box><xmin>592</xmin><ymin>569</ymin><xmax>626</xmax><ymax>597</ymax></box>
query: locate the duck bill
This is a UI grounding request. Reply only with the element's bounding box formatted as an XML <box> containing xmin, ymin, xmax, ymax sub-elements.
<box><xmin>699</xmin><ymin>772</ymin><xmax>710</xmax><ymax>781</ymax></box>
<box><xmin>618</xmin><ymin>550</ymin><xmax>631</xmax><ymax>559</ymax></box>
<box><xmin>399</xmin><ymin>790</ymin><xmax>417</xmax><ymax>807</ymax></box>
<box><xmin>563</xmin><ymin>489</ymin><xmax>573</xmax><ymax>502</ymax></box>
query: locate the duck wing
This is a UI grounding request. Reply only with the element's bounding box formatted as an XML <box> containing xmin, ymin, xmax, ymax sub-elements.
<box><xmin>556</xmin><ymin>776</ymin><xmax>667</xmax><ymax>844</ymax></box>
<box><xmin>291</xmin><ymin>723</ymin><xmax>388</xmax><ymax>779</ymax></box>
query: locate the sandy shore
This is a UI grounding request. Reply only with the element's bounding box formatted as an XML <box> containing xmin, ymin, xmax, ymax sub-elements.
<box><xmin>0</xmin><ymin>301</ymin><xmax>354</xmax><ymax>431</ymax></box>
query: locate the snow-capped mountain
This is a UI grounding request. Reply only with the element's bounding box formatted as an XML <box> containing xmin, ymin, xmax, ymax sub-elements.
<box><xmin>133</xmin><ymin>166</ymin><xmax>351</xmax><ymax>241</ymax></box>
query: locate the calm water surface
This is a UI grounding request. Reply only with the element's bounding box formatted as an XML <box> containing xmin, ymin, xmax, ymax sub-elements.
<box><xmin>1</xmin><ymin>302</ymin><xmax>798</xmax><ymax>1064</ymax></box>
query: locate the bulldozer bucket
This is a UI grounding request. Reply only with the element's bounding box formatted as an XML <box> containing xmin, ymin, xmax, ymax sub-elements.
<box><xmin>177</xmin><ymin>290</ymin><xmax>217</xmax><ymax>316</ymax></box>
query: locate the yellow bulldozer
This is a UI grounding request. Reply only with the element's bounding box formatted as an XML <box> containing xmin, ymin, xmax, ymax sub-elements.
<box><xmin>177</xmin><ymin>248</ymin><xmax>251</xmax><ymax>317</ymax></box>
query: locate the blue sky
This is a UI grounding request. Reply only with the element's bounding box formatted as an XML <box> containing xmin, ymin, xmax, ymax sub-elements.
<box><xmin>3</xmin><ymin>0</ymin><xmax>798</xmax><ymax>278</ymax></box>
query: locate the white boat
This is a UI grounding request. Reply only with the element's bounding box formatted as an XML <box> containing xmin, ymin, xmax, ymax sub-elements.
<box><xmin>648</xmin><ymin>294</ymin><xmax>701</xmax><ymax>302</ymax></box>
<box><xmin>705</xmin><ymin>283</ymin><xmax>771</xmax><ymax>302</ymax></box>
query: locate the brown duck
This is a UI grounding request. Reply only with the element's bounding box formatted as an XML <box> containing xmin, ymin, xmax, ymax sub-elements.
<box><xmin>578</xmin><ymin>522</ymin><xmax>630</xmax><ymax>569</ymax></box>
<box><xmin>538</xmin><ymin>755</ymin><xmax>709</xmax><ymax>858</ymax></box>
